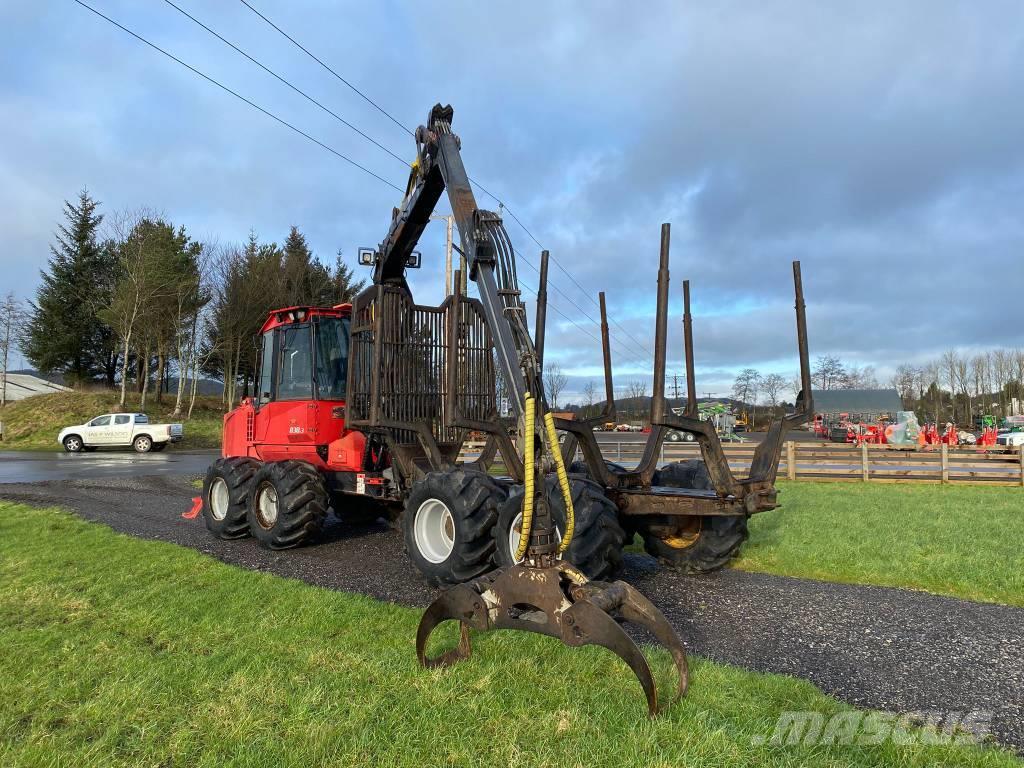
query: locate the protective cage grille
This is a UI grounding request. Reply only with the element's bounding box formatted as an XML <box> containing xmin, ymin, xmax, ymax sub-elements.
<box><xmin>348</xmin><ymin>286</ymin><xmax>496</xmax><ymax>447</ymax></box>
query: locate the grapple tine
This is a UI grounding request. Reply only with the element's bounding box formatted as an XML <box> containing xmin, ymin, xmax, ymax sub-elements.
<box><xmin>570</xmin><ymin>580</ymin><xmax>689</xmax><ymax>715</ymax></box>
<box><xmin>613</xmin><ymin>582</ymin><xmax>690</xmax><ymax>707</ymax></box>
<box><xmin>416</xmin><ymin>584</ymin><xmax>488</xmax><ymax>668</ymax></box>
<box><xmin>561</xmin><ymin>599</ymin><xmax>661</xmax><ymax>716</ymax></box>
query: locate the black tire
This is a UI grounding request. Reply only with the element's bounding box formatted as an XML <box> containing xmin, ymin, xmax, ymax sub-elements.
<box><xmin>247</xmin><ymin>461</ymin><xmax>329</xmax><ymax>550</ymax></box>
<box><xmin>403</xmin><ymin>469</ymin><xmax>507</xmax><ymax>587</ymax></box>
<box><xmin>567</xmin><ymin>459</ymin><xmax>628</xmax><ymax>479</ymax></box>
<box><xmin>202</xmin><ymin>457</ymin><xmax>261</xmax><ymax>539</ymax></box>
<box><xmin>133</xmin><ymin>434</ymin><xmax>154</xmax><ymax>453</ymax></box>
<box><xmin>495</xmin><ymin>476</ymin><xmax>625</xmax><ymax>581</ymax></box>
<box><xmin>667</xmin><ymin>430</ymin><xmax>681</xmax><ymax>443</ymax></box>
<box><xmin>641</xmin><ymin>459</ymin><xmax>748</xmax><ymax>573</ymax></box>
<box><xmin>63</xmin><ymin>435</ymin><xmax>84</xmax><ymax>453</ymax></box>
<box><xmin>683</xmin><ymin>431</ymin><xmax>696</xmax><ymax>442</ymax></box>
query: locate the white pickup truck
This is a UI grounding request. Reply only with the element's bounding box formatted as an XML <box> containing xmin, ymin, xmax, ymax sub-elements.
<box><xmin>58</xmin><ymin>413</ymin><xmax>184</xmax><ymax>453</ymax></box>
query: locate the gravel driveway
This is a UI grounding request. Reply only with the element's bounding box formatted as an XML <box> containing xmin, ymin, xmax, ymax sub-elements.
<box><xmin>2</xmin><ymin>475</ymin><xmax>1021</xmax><ymax>752</ymax></box>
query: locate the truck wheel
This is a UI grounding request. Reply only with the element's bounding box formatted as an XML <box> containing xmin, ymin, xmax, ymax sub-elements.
<box><xmin>133</xmin><ymin>435</ymin><xmax>153</xmax><ymax>453</ymax></box>
<box><xmin>493</xmin><ymin>477</ymin><xmax>566</xmax><ymax>569</ymax></box>
<box><xmin>640</xmin><ymin>460</ymin><xmax>748</xmax><ymax>573</ymax></box>
<box><xmin>63</xmin><ymin>435</ymin><xmax>84</xmax><ymax>453</ymax></box>
<box><xmin>202</xmin><ymin>457</ymin><xmax>260</xmax><ymax>539</ymax></box>
<box><xmin>557</xmin><ymin>478</ymin><xmax>625</xmax><ymax>580</ymax></box>
<box><xmin>403</xmin><ymin>469</ymin><xmax>507</xmax><ymax>587</ymax></box>
<box><xmin>494</xmin><ymin>477</ymin><xmax>625</xmax><ymax>580</ymax></box>
<box><xmin>247</xmin><ymin>461</ymin><xmax>328</xmax><ymax>550</ymax></box>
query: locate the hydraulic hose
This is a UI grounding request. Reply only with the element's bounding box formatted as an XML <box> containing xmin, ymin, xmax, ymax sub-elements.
<box><xmin>542</xmin><ymin>412</ymin><xmax>575</xmax><ymax>553</ymax></box>
<box><xmin>515</xmin><ymin>393</ymin><xmax>536</xmax><ymax>562</ymax></box>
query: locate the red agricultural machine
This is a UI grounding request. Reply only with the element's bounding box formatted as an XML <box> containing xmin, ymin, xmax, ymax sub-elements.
<box><xmin>198</xmin><ymin>105</ymin><xmax>814</xmax><ymax>713</ymax></box>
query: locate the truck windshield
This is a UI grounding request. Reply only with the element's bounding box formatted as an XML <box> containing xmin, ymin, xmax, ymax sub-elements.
<box><xmin>314</xmin><ymin>316</ymin><xmax>350</xmax><ymax>400</ymax></box>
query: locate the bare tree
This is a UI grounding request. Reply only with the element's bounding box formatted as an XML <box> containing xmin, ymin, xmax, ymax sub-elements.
<box><xmin>940</xmin><ymin>349</ymin><xmax>960</xmax><ymax>424</ymax></box>
<box><xmin>100</xmin><ymin>209</ymin><xmax>169</xmax><ymax>409</ymax></box>
<box><xmin>891</xmin><ymin>364</ymin><xmax>920</xmax><ymax>405</ymax></box>
<box><xmin>624</xmin><ymin>379</ymin><xmax>648</xmax><ymax>422</ymax></box>
<box><xmin>544</xmin><ymin>362</ymin><xmax>568</xmax><ymax>410</ymax></box>
<box><xmin>582</xmin><ymin>380</ymin><xmax>597</xmax><ymax>418</ymax></box>
<box><xmin>762</xmin><ymin>372</ymin><xmax>786</xmax><ymax>411</ymax></box>
<box><xmin>0</xmin><ymin>293</ymin><xmax>22</xmax><ymax>407</ymax></box>
<box><xmin>812</xmin><ymin>355</ymin><xmax>845</xmax><ymax>390</ymax></box>
<box><xmin>842</xmin><ymin>364</ymin><xmax>878</xmax><ymax>389</ymax></box>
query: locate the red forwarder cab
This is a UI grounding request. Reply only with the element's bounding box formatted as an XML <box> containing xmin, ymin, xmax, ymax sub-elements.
<box><xmin>221</xmin><ymin>304</ymin><xmax>389</xmax><ymax>501</ymax></box>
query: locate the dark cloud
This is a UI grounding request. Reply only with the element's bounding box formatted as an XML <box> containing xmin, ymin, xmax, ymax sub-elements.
<box><xmin>2</xmin><ymin>1</ymin><xmax>1022</xmax><ymax>398</ymax></box>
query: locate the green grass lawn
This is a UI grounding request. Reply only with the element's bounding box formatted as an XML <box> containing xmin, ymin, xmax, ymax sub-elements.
<box><xmin>0</xmin><ymin>390</ymin><xmax>224</xmax><ymax>450</ymax></box>
<box><xmin>735</xmin><ymin>482</ymin><xmax>1024</xmax><ymax>608</ymax></box>
<box><xmin>0</xmin><ymin>502</ymin><xmax>1017</xmax><ymax>767</ymax></box>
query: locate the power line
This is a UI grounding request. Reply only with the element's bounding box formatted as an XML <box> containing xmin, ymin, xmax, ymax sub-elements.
<box><xmin>71</xmin><ymin>0</ymin><xmax>404</xmax><ymax>194</ymax></box>
<box><xmin>237</xmin><ymin>0</ymin><xmax>414</xmax><ymax>137</ymax></box>
<box><xmin>74</xmin><ymin>0</ymin><xmax>656</xmax><ymax>372</ymax></box>
<box><xmin>162</xmin><ymin>0</ymin><xmax>408</xmax><ymax>167</ymax></box>
<box><xmin>235</xmin><ymin>0</ymin><xmax>659</xmax><ymax>368</ymax></box>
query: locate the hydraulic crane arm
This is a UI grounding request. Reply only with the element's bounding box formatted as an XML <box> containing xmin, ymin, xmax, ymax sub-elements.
<box><xmin>372</xmin><ymin>104</ymin><xmax>538</xmax><ymax>417</ymax></box>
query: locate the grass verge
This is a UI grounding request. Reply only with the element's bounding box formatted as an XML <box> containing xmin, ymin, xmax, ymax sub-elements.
<box><xmin>0</xmin><ymin>390</ymin><xmax>223</xmax><ymax>450</ymax></box>
<box><xmin>0</xmin><ymin>501</ymin><xmax>1017</xmax><ymax>767</ymax></box>
<box><xmin>735</xmin><ymin>481</ymin><xmax>1024</xmax><ymax>607</ymax></box>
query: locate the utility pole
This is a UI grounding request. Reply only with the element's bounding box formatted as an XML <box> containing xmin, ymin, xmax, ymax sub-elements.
<box><xmin>430</xmin><ymin>214</ymin><xmax>455</xmax><ymax>296</ymax></box>
<box><xmin>669</xmin><ymin>374</ymin><xmax>680</xmax><ymax>400</ymax></box>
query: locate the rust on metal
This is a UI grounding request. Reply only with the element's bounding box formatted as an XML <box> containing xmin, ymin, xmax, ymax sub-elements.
<box><xmin>416</xmin><ymin>561</ymin><xmax>689</xmax><ymax>716</ymax></box>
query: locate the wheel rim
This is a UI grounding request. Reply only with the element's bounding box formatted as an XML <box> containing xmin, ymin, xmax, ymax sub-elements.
<box><xmin>685</xmin><ymin>432</ymin><xmax>695</xmax><ymax>442</ymax></box>
<box><xmin>414</xmin><ymin>498</ymin><xmax>455</xmax><ymax>564</ymax></box>
<box><xmin>507</xmin><ymin>510</ymin><xmax>562</xmax><ymax>564</ymax></box>
<box><xmin>255</xmin><ymin>483</ymin><xmax>279</xmax><ymax>529</ymax></box>
<box><xmin>137</xmin><ymin>437</ymin><xmax>151</xmax><ymax>451</ymax></box>
<box><xmin>662</xmin><ymin>517</ymin><xmax>702</xmax><ymax>549</ymax></box>
<box><xmin>209</xmin><ymin>477</ymin><xmax>229</xmax><ymax>521</ymax></box>
<box><xmin>66</xmin><ymin>438</ymin><xmax>81</xmax><ymax>451</ymax></box>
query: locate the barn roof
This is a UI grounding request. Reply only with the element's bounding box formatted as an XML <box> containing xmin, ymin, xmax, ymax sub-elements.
<box><xmin>812</xmin><ymin>388</ymin><xmax>902</xmax><ymax>415</ymax></box>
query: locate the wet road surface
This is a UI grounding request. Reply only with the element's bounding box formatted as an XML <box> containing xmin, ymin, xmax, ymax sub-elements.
<box><xmin>0</xmin><ymin>450</ymin><xmax>217</xmax><ymax>483</ymax></box>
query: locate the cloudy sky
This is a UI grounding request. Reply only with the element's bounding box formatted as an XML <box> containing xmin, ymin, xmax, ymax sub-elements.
<box><xmin>2</xmin><ymin>1</ymin><xmax>1022</xmax><ymax>401</ymax></box>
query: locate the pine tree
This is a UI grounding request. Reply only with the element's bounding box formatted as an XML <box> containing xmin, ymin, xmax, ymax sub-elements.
<box><xmin>331</xmin><ymin>249</ymin><xmax>366</xmax><ymax>304</ymax></box>
<box><xmin>24</xmin><ymin>190</ymin><xmax>118</xmax><ymax>384</ymax></box>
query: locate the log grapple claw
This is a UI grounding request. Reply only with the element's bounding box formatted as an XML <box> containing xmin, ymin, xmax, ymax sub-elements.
<box><xmin>415</xmin><ymin>562</ymin><xmax>689</xmax><ymax>716</ymax></box>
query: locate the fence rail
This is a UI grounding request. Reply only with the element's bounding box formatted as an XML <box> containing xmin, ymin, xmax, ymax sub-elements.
<box><xmin>458</xmin><ymin>440</ymin><xmax>1024</xmax><ymax>486</ymax></box>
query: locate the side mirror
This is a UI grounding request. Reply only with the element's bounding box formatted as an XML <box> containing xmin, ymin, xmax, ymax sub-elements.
<box><xmin>406</xmin><ymin>251</ymin><xmax>421</xmax><ymax>269</ymax></box>
<box><xmin>358</xmin><ymin>248</ymin><xmax>376</xmax><ymax>266</ymax></box>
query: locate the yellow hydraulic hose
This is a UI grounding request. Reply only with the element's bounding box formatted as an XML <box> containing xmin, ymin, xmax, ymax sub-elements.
<box><xmin>542</xmin><ymin>411</ymin><xmax>575</xmax><ymax>553</ymax></box>
<box><xmin>515</xmin><ymin>394</ymin><xmax>535</xmax><ymax>562</ymax></box>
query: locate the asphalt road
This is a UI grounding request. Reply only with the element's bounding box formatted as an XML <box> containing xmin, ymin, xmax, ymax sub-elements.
<box><xmin>0</xmin><ymin>449</ymin><xmax>218</xmax><ymax>483</ymax></box>
<box><xmin>1</xmin><ymin>474</ymin><xmax>1020</xmax><ymax>752</ymax></box>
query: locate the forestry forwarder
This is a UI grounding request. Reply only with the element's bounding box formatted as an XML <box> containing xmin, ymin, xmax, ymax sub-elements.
<box><xmin>200</xmin><ymin>104</ymin><xmax>814</xmax><ymax>714</ymax></box>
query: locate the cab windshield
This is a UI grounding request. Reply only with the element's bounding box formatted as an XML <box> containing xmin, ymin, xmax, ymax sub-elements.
<box><xmin>314</xmin><ymin>316</ymin><xmax>350</xmax><ymax>400</ymax></box>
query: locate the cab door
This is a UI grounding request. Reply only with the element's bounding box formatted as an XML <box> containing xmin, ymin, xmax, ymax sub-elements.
<box><xmin>83</xmin><ymin>415</ymin><xmax>113</xmax><ymax>446</ymax></box>
<box><xmin>253</xmin><ymin>323</ymin><xmax>318</xmax><ymax>451</ymax></box>
<box><xmin>110</xmin><ymin>414</ymin><xmax>133</xmax><ymax>445</ymax></box>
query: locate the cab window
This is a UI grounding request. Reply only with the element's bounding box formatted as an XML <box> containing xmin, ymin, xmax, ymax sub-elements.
<box><xmin>114</xmin><ymin>415</ymin><xmax>131</xmax><ymax>425</ymax></box>
<box><xmin>314</xmin><ymin>317</ymin><xmax>350</xmax><ymax>400</ymax></box>
<box><xmin>90</xmin><ymin>416</ymin><xmax>112</xmax><ymax>427</ymax></box>
<box><xmin>256</xmin><ymin>329</ymin><xmax>275</xmax><ymax>404</ymax></box>
<box><xmin>277</xmin><ymin>324</ymin><xmax>313</xmax><ymax>400</ymax></box>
